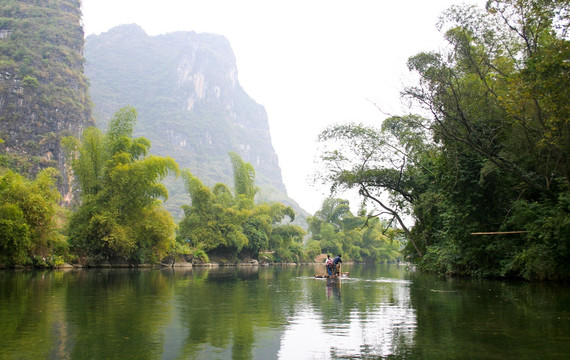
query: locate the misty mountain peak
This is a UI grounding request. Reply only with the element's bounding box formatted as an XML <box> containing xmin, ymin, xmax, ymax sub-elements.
<box><xmin>84</xmin><ymin>24</ymin><xmax>307</xmax><ymax>220</ymax></box>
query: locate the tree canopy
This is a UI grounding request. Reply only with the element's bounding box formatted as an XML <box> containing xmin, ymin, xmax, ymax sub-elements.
<box><xmin>178</xmin><ymin>152</ymin><xmax>305</xmax><ymax>262</ymax></box>
<box><xmin>0</xmin><ymin>167</ymin><xmax>64</xmax><ymax>266</ymax></box>
<box><xmin>306</xmin><ymin>197</ymin><xmax>403</xmax><ymax>263</ymax></box>
<box><xmin>63</xmin><ymin>107</ymin><xmax>180</xmax><ymax>263</ymax></box>
<box><xmin>316</xmin><ymin>0</ymin><xmax>570</xmax><ymax>280</ymax></box>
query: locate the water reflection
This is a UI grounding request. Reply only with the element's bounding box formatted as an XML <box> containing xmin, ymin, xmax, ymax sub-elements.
<box><xmin>0</xmin><ymin>265</ymin><xmax>569</xmax><ymax>359</ymax></box>
<box><xmin>279</xmin><ymin>275</ymin><xmax>416</xmax><ymax>359</ymax></box>
<box><xmin>325</xmin><ymin>277</ymin><xmax>341</xmax><ymax>299</ymax></box>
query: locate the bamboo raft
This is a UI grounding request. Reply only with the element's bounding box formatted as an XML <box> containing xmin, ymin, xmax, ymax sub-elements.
<box><xmin>314</xmin><ymin>272</ymin><xmax>349</xmax><ymax>278</ymax></box>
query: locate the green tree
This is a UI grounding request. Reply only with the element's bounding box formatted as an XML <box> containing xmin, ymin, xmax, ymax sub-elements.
<box><xmin>307</xmin><ymin>197</ymin><xmax>402</xmax><ymax>263</ymax></box>
<box><xmin>178</xmin><ymin>169</ymin><xmax>249</xmax><ymax>255</ymax></box>
<box><xmin>242</xmin><ymin>202</ymin><xmax>297</xmax><ymax>255</ymax></box>
<box><xmin>315</xmin><ymin>119</ymin><xmax>431</xmax><ymax>258</ymax></box>
<box><xmin>315</xmin><ymin>0</ymin><xmax>570</xmax><ymax>279</ymax></box>
<box><xmin>178</xmin><ymin>152</ymin><xmax>300</xmax><ymax>261</ymax></box>
<box><xmin>313</xmin><ymin>198</ymin><xmax>352</xmax><ymax>230</ymax></box>
<box><xmin>401</xmin><ymin>0</ymin><xmax>570</xmax><ymax>279</ymax></box>
<box><xmin>229</xmin><ymin>151</ymin><xmax>259</xmax><ymax>204</ymax></box>
<box><xmin>64</xmin><ymin>107</ymin><xmax>179</xmax><ymax>263</ymax></box>
<box><xmin>0</xmin><ymin>168</ymin><xmax>64</xmax><ymax>265</ymax></box>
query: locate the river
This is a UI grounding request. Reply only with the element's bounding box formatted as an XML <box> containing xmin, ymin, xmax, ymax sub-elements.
<box><xmin>0</xmin><ymin>264</ymin><xmax>568</xmax><ymax>359</ymax></box>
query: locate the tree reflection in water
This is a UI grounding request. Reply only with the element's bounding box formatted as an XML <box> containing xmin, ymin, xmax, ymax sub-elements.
<box><xmin>1</xmin><ymin>265</ymin><xmax>569</xmax><ymax>360</ymax></box>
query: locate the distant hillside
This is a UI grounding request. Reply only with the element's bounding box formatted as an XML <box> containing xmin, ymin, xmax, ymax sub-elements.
<box><xmin>84</xmin><ymin>24</ymin><xmax>308</xmax><ymax>221</ymax></box>
<box><xmin>0</xmin><ymin>0</ymin><xmax>92</xmax><ymax>202</ymax></box>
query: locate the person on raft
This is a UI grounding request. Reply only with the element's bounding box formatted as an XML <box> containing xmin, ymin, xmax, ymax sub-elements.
<box><xmin>325</xmin><ymin>255</ymin><xmax>333</xmax><ymax>276</ymax></box>
<box><xmin>332</xmin><ymin>254</ymin><xmax>342</xmax><ymax>276</ymax></box>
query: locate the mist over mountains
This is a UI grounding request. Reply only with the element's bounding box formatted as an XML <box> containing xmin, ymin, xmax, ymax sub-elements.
<box><xmin>84</xmin><ymin>24</ymin><xmax>308</xmax><ymax>220</ymax></box>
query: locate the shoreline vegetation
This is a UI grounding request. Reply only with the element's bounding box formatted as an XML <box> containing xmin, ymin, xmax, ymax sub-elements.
<box><xmin>1</xmin><ymin>108</ymin><xmax>402</xmax><ymax>274</ymax></box>
<box><xmin>0</xmin><ymin>124</ymin><xmax>401</xmax><ymax>272</ymax></box>
<box><xmin>1</xmin><ymin>1</ymin><xmax>568</xmax><ymax>281</ymax></box>
<box><xmin>0</xmin><ymin>258</ymin><xmax>367</xmax><ymax>270</ymax></box>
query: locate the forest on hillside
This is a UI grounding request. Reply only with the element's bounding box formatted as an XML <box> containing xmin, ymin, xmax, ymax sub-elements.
<box><xmin>0</xmin><ymin>0</ymin><xmax>91</xmax><ymax>186</ymax></box>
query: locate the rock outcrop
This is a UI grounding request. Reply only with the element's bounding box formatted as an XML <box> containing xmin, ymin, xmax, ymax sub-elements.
<box><xmin>0</xmin><ymin>0</ymin><xmax>93</xmax><ymax>202</ymax></box>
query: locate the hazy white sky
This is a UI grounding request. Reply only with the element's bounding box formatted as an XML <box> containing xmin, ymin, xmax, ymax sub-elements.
<box><xmin>81</xmin><ymin>0</ymin><xmax>483</xmax><ymax>214</ymax></box>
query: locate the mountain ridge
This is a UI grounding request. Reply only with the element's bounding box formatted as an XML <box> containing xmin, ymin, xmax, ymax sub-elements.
<box><xmin>84</xmin><ymin>24</ymin><xmax>308</xmax><ymax>221</ymax></box>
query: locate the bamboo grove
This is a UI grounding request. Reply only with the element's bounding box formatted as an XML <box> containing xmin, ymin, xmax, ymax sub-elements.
<box><xmin>1</xmin><ymin>104</ymin><xmax>401</xmax><ymax>267</ymax></box>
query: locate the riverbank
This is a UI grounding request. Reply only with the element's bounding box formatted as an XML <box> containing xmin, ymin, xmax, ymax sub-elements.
<box><xmin>0</xmin><ymin>252</ymin><xmax>361</xmax><ymax>270</ymax></box>
<box><xmin>0</xmin><ymin>260</ymin><xmax>331</xmax><ymax>270</ymax></box>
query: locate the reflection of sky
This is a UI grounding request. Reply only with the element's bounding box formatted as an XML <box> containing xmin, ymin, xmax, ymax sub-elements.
<box><xmin>278</xmin><ymin>279</ymin><xmax>416</xmax><ymax>359</ymax></box>
<box><xmin>5</xmin><ymin>268</ymin><xmax>569</xmax><ymax>360</ymax></box>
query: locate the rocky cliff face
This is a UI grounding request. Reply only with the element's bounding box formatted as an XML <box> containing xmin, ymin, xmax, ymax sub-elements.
<box><xmin>84</xmin><ymin>25</ymin><xmax>305</xmax><ymax>218</ymax></box>
<box><xmin>0</xmin><ymin>0</ymin><xmax>92</xmax><ymax>202</ymax></box>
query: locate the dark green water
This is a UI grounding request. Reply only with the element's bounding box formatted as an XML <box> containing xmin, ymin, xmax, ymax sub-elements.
<box><xmin>0</xmin><ymin>264</ymin><xmax>568</xmax><ymax>360</ymax></box>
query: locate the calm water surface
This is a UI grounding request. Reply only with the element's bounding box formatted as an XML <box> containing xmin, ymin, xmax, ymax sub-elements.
<box><xmin>0</xmin><ymin>264</ymin><xmax>569</xmax><ymax>359</ymax></box>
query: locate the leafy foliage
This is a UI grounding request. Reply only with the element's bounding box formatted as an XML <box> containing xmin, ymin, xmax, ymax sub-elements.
<box><xmin>0</xmin><ymin>167</ymin><xmax>65</xmax><ymax>265</ymax></box>
<box><xmin>178</xmin><ymin>152</ymin><xmax>303</xmax><ymax>261</ymax></box>
<box><xmin>306</xmin><ymin>198</ymin><xmax>403</xmax><ymax>264</ymax></box>
<box><xmin>178</xmin><ymin>169</ymin><xmax>249</xmax><ymax>254</ymax></box>
<box><xmin>316</xmin><ymin>119</ymin><xmax>431</xmax><ymax>258</ymax></box>
<box><xmin>63</xmin><ymin>107</ymin><xmax>179</xmax><ymax>263</ymax></box>
<box><xmin>316</xmin><ymin>0</ymin><xmax>570</xmax><ymax>280</ymax></box>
